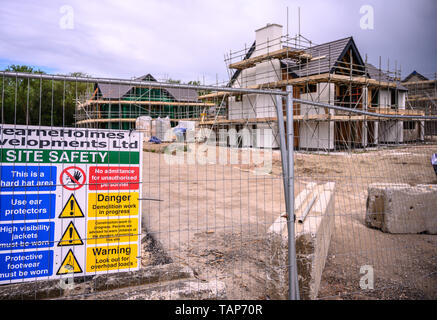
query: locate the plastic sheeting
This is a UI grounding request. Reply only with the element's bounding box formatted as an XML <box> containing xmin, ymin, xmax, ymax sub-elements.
<box><xmin>432</xmin><ymin>153</ymin><xmax>437</xmax><ymax>175</ymax></box>
<box><xmin>135</xmin><ymin>116</ymin><xmax>153</xmax><ymax>141</ymax></box>
<box><xmin>155</xmin><ymin>116</ymin><xmax>172</xmax><ymax>142</ymax></box>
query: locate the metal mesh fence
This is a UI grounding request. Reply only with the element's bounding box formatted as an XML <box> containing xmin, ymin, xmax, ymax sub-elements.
<box><xmin>0</xmin><ymin>71</ymin><xmax>436</xmax><ymax>300</ymax></box>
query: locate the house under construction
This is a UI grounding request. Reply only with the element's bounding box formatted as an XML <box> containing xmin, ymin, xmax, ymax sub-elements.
<box><xmin>75</xmin><ymin>74</ymin><xmax>211</xmax><ymax>129</ymax></box>
<box><xmin>402</xmin><ymin>71</ymin><xmax>437</xmax><ymax>137</ymax></box>
<box><xmin>198</xmin><ymin>23</ymin><xmax>427</xmax><ymax>151</ymax></box>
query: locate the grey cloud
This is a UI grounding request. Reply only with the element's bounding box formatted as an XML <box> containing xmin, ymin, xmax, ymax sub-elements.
<box><xmin>0</xmin><ymin>0</ymin><xmax>435</xmax><ymax>82</ymax></box>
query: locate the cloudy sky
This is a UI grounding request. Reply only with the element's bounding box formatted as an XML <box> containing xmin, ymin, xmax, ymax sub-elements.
<box><xmin>1</xmin><ymin>0</ymin><xmax>436</xmax><ymax>84</ymax></box>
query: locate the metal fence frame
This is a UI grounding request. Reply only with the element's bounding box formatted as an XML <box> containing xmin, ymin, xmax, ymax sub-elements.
<box><xmin>0</xmin><ymin>71</ymin><xmax>436</xmax><ymax>300</ymax></box>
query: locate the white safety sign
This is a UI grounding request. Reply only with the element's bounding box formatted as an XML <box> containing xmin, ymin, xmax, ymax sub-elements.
<box><xmin>0</xmin><ymin>124</ymin><xmax>142</xmax><ymax>284</ymax></box>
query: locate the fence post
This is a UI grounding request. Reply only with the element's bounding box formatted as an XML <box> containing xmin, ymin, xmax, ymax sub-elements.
<box><xmin>275</xmin><ymin>87</ymin><xmax>300</xmax><ymax>300</ymax></box>
<box><xmin>286</xmin><ymin>85</ymin><xmax>299</xmax><ymax>300</ymax></box>
<box><xmin>275</xmin><ymin>95</ymin><xmax>290</xmax><ymax>215</ymax></box>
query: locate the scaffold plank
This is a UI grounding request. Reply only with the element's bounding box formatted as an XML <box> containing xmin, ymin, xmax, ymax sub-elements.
<box><xmin>228</xmin><ymin>48</ymin><xmax>311</xmax><ymax>70</ymax></box>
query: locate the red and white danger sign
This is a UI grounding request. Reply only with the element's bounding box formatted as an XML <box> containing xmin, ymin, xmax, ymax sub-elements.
<box><xmin>60</xmin><ymin>166</ymin><xmax>86</xmax><ymax>191</ymax></box>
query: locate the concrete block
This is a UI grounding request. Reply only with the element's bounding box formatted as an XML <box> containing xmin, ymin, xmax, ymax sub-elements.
<box><xmin>0</xmin><ymin>263</ymin><xmax>194</xmax><ymax>300</ymax></box>
<box><xmin>82</xmin><ymin>279</ymin><xmax>227</xmax><ymax>300</ymax></box>
<box><xmin>91</xmin><ymin>263</ymin><xmax>194</xmax><ymax>292</ymax></box>
<box><xmin>296</xmin><ymin>182</ymin><xmax>335</xmax><ymax>300</ymax></box>
<box><xmin>266</xmin><ymin>182</ymin><xmax>335</xmax><ymax>300</ymax></box>
<box><xmin>366</xmin><ymin>183</ymin><xmax>437</xmax><ymax>234</ymax></box>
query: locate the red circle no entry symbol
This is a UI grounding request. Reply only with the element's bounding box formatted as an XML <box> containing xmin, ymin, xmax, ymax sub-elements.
<box><xmin>61</xmin><ymin>166</ymin><xmax>86</xmax><ymax>191</ymax></box>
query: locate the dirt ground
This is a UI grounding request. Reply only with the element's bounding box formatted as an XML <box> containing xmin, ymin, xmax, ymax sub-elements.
<box><xmin>141</xmin><ymin>142</ymin><xmax>437</xmax><ymax>300</ymax></box>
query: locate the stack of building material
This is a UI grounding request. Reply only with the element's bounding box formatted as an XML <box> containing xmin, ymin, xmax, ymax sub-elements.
<box><xmin>136</xmin><ymin>116</ymin><xmax>153</xmax><ymax>142</ymax></box>
<box><xmin>432</xmin><ymin>153</ymin><xmax>437</xmax><ymax>176</ymax></box>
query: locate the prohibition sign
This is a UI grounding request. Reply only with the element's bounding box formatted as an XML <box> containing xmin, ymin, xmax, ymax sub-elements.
<box><xmin>61</xmin><ymin>166</ymin><xmax>86</xmax><ymax>191</ymax></box>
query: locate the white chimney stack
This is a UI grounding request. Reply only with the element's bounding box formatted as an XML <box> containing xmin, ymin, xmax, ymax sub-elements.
<box><xmin>254</xmin><ymin>23</ymin><xmax>283</xmax><ymax>57</ymax></box>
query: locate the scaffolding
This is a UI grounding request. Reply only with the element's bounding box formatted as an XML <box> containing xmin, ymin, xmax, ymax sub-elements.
<box><xmin>75</xmin><ymin>75</ymin><xmax>217</xmax><ymax>130</ymax></box>
<box><xmin>198</xmin><ymin>25</ymin><xmax>428</xmax><ymax>151</ymax></box>
<box><xmin>402</xmin><ymin>72</ymin><xmax>437</xmax><ymax>137</ymax></box>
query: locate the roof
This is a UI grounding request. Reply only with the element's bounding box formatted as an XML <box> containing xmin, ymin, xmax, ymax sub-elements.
<box><xmin>165</xmin><ymin>87</ymin><xmax>198</xmax><ymax>102</ymax></box>
<box><xmin>228</xmin><ymin>36</ymin><xmax>409</xmax><ymax>92</ymax></box>
<box><xmin>228</xmin><ymin>37</ymin><xmax>368</xmax><ymax>81</ymax></box>
<box><xmin>255</xmin><ymin>23</ymin><xmax>283</xmax><ymax>32</ymax></box>
<box><xmin>402</xmin><ymin>70</ymin><xmax>429</xmax><ymax>83</ymax></box>
<box><xmin>96</xmin><ymin>74</ymin><xmax>151</xmax><ymax>100</ymax></box>
<box><xmin>366</xmin><ymin>63</ymin><xmax>407</xmax><ymax>91</ymax></box>
<box><xmin>96</xmin><ymin>74</ymin><xmax>198</xmax><ymax>102</ymax></box>
<box><xmin>281</xmin><ymin>37</ymin><xmax>367</xmax><ymax>78</ymax></box>
<box><xmin>97</xmin><ymin>83</ymin><xmax>132</xmax><ymax>100</ymax></box>
<box><xmin>366</xmin><ymin>63</ymin><xmax>391</xmax><ymax>82</ymax></box>
<box><xmin>228</xmin><ymin>41</ymin><xmax>256</xmax><ymax>87</ymax></box>
<box><xmin>228</xmin><ymin>37</ymin><xmax>356</xmax><ymax>86</ymax></box>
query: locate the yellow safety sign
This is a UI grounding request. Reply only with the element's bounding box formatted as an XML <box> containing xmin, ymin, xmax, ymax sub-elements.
<box><xmin>88</xmin><ymin>192</ymin><xmax>139</xmax><ymax>217</ymax></box>
<box><xmin>59</xmin><ymin>194</ymin><xmax>85</xmax><ymax>218</ymax></box>
<box><xmin>56</xmin><ymin>249</ymin><xmax>83</xmax><ymax>275</ymax></box>
<box><xmin>87</xmin><ymin>218</ymin><xmax>138</xmax><ymax>244</ymax></box>
<box><xmin>86</xmin><ymin>244</ymin><xmax>138</xmax><ymax>272</ymax></box>
<box><xmin>58</xmin><ymin>222</ymin><xmax>84</xmax><ymax>246</ymax></box>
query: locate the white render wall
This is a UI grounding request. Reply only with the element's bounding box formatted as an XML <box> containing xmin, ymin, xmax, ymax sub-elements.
<box><xmin>420</xmin><ymin>121</ymin><xmax>425</xmax><ymax>141</ymax></box>
<box><xmin>398</xmin><ymin>91</ymin><xmax>423</xmax><ymax>142</ymax></box>
<box><xmin>379</xmin><ymin>120</ymin><xmax>403</xmax><ymax>143</ymax></box>
<box><xmin>227</xmin><ymin>24</ymin><xmax>283</xmax><ymax>148</ymax></box>
<box><xmin>379</xmin><ymin>89</ymin><xmax>391</xmax><ymax>108</ymax></box>
<box><xmin>255</xmin><ymin>60</ymin><xmax>282</xmax><ymax>119</ymax></box>
<box><xmin>299</xmin><ymin>121</ymin><xmax>334</xmax><ymax>150</ymax></box>
<box><xmin>229</xmin><ymin>25</ymin><xmax>282</xmax><ymax>121</ymax></box>
<box><xmin>228</xmin><ymin>94</ymin><xmax>257</xmax><ymax>120</ymax></box>
<box><xmin>398</xmin><ymin>91</ymin><xmax>406</xmax><ymax>110</ymax></box>
<box><xmin>228</xmin><ymin>65</ymin><xmax>257</xmax><ymax>120</ymax></box>
<box><xmin>362</xmin><ymin>87</ymin><xmax>369</xmax><ymax>147</ymax></box>
<box><xmin>299</xmin><ymin>83</ymin><xmax>335</xmax><ymax>150</ymax></box>
<box><xmin>254</xmin><ymin>24</ymin><xmax>282</xmax><ymax>56</ymax></box>
<box><xmin>237</xmin><ymin>66</ymin><xmax>257</xmax><ymax>88</ymax></box>
<box><xmin>374</xmin><ymin>122</ymin><xmax>379</xmax><ymax>145</ymax></box>
<box><xmin>378</xmin><ymin>90</ymin><xmax>404</xmax><ymax>143</ymax></box>
<box><xmin>255</xmin><ymin>123</ymin><xmax>280</xmax><ymax>148</ymax></box>
<box><xmin>253</xmin><ymin>25</ymin><xmax>282</xmax><ymax>148</ymax></box>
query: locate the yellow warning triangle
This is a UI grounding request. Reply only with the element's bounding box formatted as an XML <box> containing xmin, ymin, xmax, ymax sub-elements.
<box><xmin>57</xmin><ymin>249</ymin><xmax>83</xmax><ymax>275</ymax></box>
<box><xmin>59</xmin><ymin>194</ymin><xmax>84</xmax><ymax>218</ymax></box>
<box><xmin>58</xmin><ymin>222</ymin><xmax>83</xmax><ymax>246</ymax></box>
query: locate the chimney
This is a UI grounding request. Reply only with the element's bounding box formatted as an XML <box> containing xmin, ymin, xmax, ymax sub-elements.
<box><xmin>254</xmin><ymin>23</ymin><xmax>283</xmax><ymax>57</ymax></box>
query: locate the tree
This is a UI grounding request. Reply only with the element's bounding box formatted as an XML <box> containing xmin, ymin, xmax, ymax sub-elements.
<box><xmin>1</xmin><ymin>65</ymin><xmax>90</xmax><ymax>127</ymax></box>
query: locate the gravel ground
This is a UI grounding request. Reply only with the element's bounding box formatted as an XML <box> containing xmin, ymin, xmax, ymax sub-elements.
<box><xmin>141</xmin><ymin>143</ymin><xmax>437</xmax><ymax>300</ymax></box>
<box><xmin>1</xmin><ymin>143</ymin><xmax>434</xmax><ymax>300</ymax></box>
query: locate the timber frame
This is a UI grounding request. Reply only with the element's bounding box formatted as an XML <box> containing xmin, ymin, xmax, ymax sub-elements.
<box><xmin>196</xmin><ymin>30</ymin><xmax>426</xmax><ymax>151</ymax></box>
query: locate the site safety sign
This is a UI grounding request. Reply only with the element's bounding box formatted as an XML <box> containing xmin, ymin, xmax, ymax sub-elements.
<box><xmin>0</xmin><ymin>124</ymin><xmax>142</xmax><ymax>284</ymax></box>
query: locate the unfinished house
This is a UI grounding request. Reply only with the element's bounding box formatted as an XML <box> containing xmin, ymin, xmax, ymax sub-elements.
<box><xmin>402</xmin><ymin>71</ymin><xmax>437</xmax><ymax>137</ymax></box>
<box><xmin>75</xmin><ymin>74</ymin><xmax>209</xmax><ymax>129</ymax></box>
<box><xmin>198</xmin><ymin>23</ymin><xmax>425</xmax><ymax>150</ymax></box>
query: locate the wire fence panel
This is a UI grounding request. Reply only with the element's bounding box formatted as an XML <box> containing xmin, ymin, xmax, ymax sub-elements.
<box><xmin>288</xmin><ymin>98</ymin><xmax>437</xmax><ymax>300</ymax></box>
<box><xmin>0</xmin><ymin>72</ymin><xmax>292</xmax><ymax>300</ymax></box>
<box><xmin>0</xmin><ymin>71</ymin><xmax>436</xmax><ymax>301</ymax></box>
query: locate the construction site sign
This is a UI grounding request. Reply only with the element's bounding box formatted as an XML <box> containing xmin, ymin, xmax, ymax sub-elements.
<box><xmin>0</xmin><ymin>124</ymin><xmax>142</xmax><ymax>284</ymax></box>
